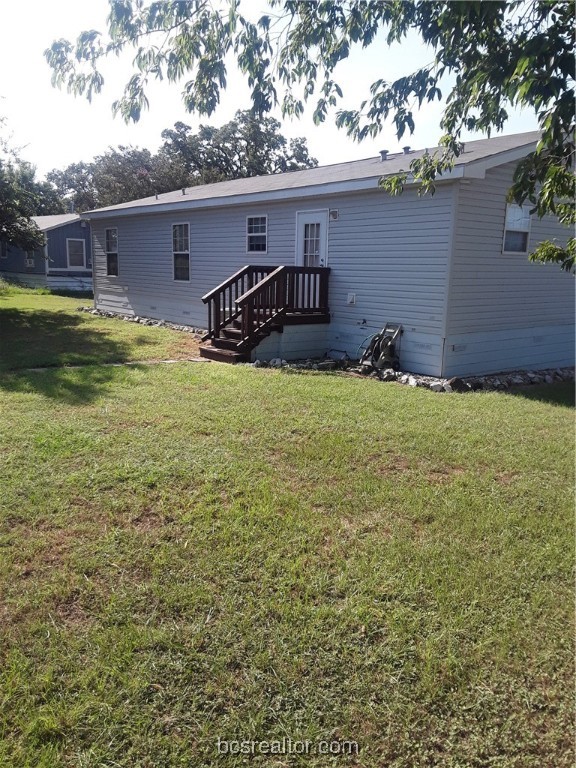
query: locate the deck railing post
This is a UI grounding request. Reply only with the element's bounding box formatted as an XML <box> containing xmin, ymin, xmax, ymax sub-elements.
<box><xmin>205</xmin><ymin>264</ymin><xmax>330</xmax><ymax>347</ymax></box>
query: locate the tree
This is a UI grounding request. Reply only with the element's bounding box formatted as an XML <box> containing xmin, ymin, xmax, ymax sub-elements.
<box><xmin>159</xmin><ymin>110</ymin><xmax>317</xmax><ymax>184</ymax></box>
<box><xmin>45</xmin><ymin>1</ymin><xmax>574</xmax><ymax>270</ymax></box>
<box><xmin>0</xmin><ymin>115</ymin><xmax>65</xmax><ymax>248</ymax></box>
<box><xmin>46</xmin><ymin>114</ymin><xmax>316</xmax><ymax>210</ymax></box>
<box><xmin>0</xmin><ymin>142</ymin><xmax>64</xmax><ymax>250</ymax></box>
<box><xmin>47</xmin><ymin>148</ymin><xmax>188</xmax><ymax>211</ymax></box>
<box><xmin>14</xmin><ymin>160</ymin><xmax>65</xmax><ymax>216</ymax></box>
<box><xmin>92</xmin><ymin>146</ymin><xmax>159</xmax><ymax>207</ymax></box>
<box><xmin>0</xmin><ymin>161</ymin><xmax>44</xmax><ymax>250</ymax></box>
<box><xmin>47</xmin><ymin>161</ymin><xmax>99</xmax><ymax>213</ymax></box>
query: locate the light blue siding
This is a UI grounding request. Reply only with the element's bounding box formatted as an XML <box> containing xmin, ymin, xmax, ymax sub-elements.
<box><xmin>443</xmin><ymin>164</ymin><xmax>574</xmax><ymax>376</ymax></box>
<box><xmin>253</xmin><ymin>325</ymin><xmax>329</xmax><ymax>362</ymax></box>
<box><xmin>92</xmin><ymin>186</ymin><xmax>454</xmax><ymax>374</ymax></box>
<box><xmin>91</xmin><ymin>161</ymin><xmax>574</xmax><ymax>376</ymax></box>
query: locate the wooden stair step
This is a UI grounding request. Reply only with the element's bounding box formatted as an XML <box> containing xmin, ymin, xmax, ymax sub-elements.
<box><xmin>211</xmin><ymin>337</ymin><xmax>243</xmax><ymax>351</ymax></box>
<box><xmin>221</xmin><ymin>327</ymin><xmax>243</xmax><ymax>340</ymax></box>
<box><xmin>230</xmin><ymin>319</ymin><xmax>284</xmax><ymax>334</ymax></box>
<box><xmin>198</xmin><ymin>345</ymin><xmax>250</xmax><ymax>364</ymax></box>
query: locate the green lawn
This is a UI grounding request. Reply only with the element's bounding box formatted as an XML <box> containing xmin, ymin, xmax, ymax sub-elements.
<box><xmin>0</xmin><ymin>283</ymin><xmax>200</xmax><ymax>371</ymax></box>
<box><xmin>0</xmin><ymin>290</ymin><xmax>574</xmax><ymax>767</ymax></box>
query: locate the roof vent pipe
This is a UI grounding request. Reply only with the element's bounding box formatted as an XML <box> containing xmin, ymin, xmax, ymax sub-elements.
<box><xmin>402</xmin><ymin>146</ymin><xmax>411</xmax><ymax>154</ymax></box>
<box><xmin>181</xmin><ymin>188</ymin><xmax>186</xmax><ymax>195</ymax></box>
<box><xmin>379</xmin><ymin>150</ymin><xmax>389</xmax><ymax>161</ymax></box>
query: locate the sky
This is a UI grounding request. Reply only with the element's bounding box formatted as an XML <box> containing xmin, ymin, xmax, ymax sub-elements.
<box><xmin>0</xmin><ymin>0</ymin><xmax>538</xmax><ymax>179</ymax></box>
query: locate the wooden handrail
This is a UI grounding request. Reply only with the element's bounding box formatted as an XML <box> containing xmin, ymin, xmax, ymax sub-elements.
<box><xmin>235</xmin><ymin>266</ymin><xmax>330</xmax><ymax>348</ymax></box>
<box><xmin>202</xmin><ymin>264</ymin><xmax>330</xmax><ymax>346</ymax></box>
<box><xmin>235</xmin><ymin>266</ymin><xmax>284</xmax><ymax>306</ymax></box>
<box><xmin>201</xmin><ymin>264</ymin><xmax>278</xmax><ymax>304</ymax></box>
<box><xmin>201</xmin><ymin>264</ymin><xmax>279</xmax><ymax>340</ymax></box>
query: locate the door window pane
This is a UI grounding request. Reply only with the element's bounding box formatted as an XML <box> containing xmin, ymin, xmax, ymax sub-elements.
<box><xmin>304</xmin><ymin>223</ymin><xmax>320</xmax><ymax>266</ymax></box>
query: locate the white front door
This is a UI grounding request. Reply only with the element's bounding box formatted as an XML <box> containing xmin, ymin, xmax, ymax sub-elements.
<box><xmin>296</xmin><ymin>210</ymin><xmax>328</xmax><ymax>267</ymax></box>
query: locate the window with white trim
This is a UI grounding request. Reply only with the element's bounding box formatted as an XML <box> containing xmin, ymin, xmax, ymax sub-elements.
<box><xmin>105</xmin><ymin>228</ymin><xmax>119</xmax><ymax>276</ymax></box>
<box><xmin>503</xmin><ymin>203</ymin><xmax>531</xmax><ymax>253</ymax></box>
<box><xmin>67</xmin><ymin>238</ymin><xmax>86</xmax><ymax>268</ymax></box>
<box><xmin>246</xmin><ymin>216</ymin><xmax>267</xmax><ymax>253</ymax></box>
<box><xmin>173</xmin><ymin>223</ymin><xmax>190</xmax><ymax>281</ymax></box>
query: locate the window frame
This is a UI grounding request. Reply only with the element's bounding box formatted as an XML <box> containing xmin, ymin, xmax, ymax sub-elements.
<box><xmin>502</xmin><ymin>203</ymin><xmax>531</xmax><ymax>255</ymax></box>
<box><xmin>246</xmin><ymin>215</ymin><xmax>268</xmax><ymax>255</ymax></box>
<box><xmin>66</xmin><ymin>237</ymin><xmax>87</xmax><ymax>269</ymax></box>
<box><xmin>105</xmin><ymin>227</ymin><xmax>119</xmax><ymax>278</ymax></box>
<box><xmin>172</xmin><ymin>222</ymin><xmax>190</xmax><ymax>282</ymax></box>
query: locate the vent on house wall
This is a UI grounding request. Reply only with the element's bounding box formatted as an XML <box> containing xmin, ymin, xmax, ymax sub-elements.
<box><xmin>329</xmin><ymin>209</ymin><xmax>339</xmax><ymax>221</ymax></box>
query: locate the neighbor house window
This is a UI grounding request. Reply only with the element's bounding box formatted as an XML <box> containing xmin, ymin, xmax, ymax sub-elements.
<box><xmin>503</xmin><ymin>203</ymin><xmax>531</xmax><ymax>253</ymax></box>
<box><xmin>67</xmin><ymin>238</ymin><xmax>86</xmax><ymax>268</ymax></box>
<box><xmin>105</xmin><ymin>228</ymin><xmax>119</xmax><ymax>276</ymax></box>
<box><xmin>247</xmin><ymin>216</ymin><xmax>267</xmax><ymax>253</ymax></box>
<box><xmin>173</xmin><ymin>223</ymin><xmax>190</xmax><ymax>281</ymax></box>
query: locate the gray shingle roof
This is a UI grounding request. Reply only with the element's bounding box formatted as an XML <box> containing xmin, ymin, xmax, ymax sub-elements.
<box><xmin>86</xmin><ymin>131</ymin><xmax>540</xmax><ymax>215</ymax></box>
<box><xmin>32</xmin><ymin>213</ymin><xmax>81</xmax><ymax>231</ymax></box>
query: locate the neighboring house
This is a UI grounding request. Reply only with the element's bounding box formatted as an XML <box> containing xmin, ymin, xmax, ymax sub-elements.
<box><xmin>83</xmin><ymin>132</ymin><xmax>574</xmax><ymax>377</ymax></box>
<box><xmin>0</xmin><ymin>214</ymin><xmax>92</xmax><ymax>291</ymax></box>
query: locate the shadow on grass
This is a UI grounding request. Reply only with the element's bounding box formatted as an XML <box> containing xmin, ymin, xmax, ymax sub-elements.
<box><xmin>505</xmin><ymin>382</ymin><xmax>575</xmax><ymax>408</ymax></box>
<box><xmin>0</xmin><ymin>307</ymin><xmax>141</xmax><ymax>403</ymax></box>
<box><xmin>0</xmin><ymin>308</ymin><xmax>132</xmax><ymax>373</ymax></box>
<box><xmin>0</xmin><ymin>364</ymin><xmax>137</xmax><ymax>405</ymax></box>
<box><xmin>49</xmin><ymin>290</ymin><xmax>94</xmax><ymax>299</ymax></box>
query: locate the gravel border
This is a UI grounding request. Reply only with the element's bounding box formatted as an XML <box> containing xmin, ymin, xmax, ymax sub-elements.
<box><xmin>254</xmin><ymin>357</ymin><xmax>575</xmax><ymax>393</ymax></box>
<box><xmin>78</xmin><ymin>307</ymin><xmax>574</xmax><ymax>393</ymax></box>
<box><xmin>77</xmin><ymin>306</ymin><xmax>205</xmax><ymax>335</ymax></box>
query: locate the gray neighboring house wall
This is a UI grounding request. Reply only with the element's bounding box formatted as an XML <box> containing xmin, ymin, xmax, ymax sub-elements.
<box><xmin>0</xmin><ymin>214</ymin><xmax>92</xmax><ymax>291</ymax></box>
<box><xmin>84</xmin><ymin>132</ymin><xmax>574</xmax><ymax>377</ymax></box>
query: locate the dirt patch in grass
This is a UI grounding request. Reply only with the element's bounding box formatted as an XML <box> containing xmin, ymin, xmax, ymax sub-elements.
<box><xmin>129</xmin><ymin>508</ymin><xmax>167</xmax><ymax>532</ymax></box>
<box><xmin>162</xmin><ymin>337</ymin><xmax>201</xmax><ymax>359</ymax></box>
<box><xmin>426</xmin><ymin>465</ymin><xmax>467</xmax><ymax>484</ymax></box>
<box><xmin>53</xmin><ymin>592</ymin><xmax>95</xmax><ymax>630</ymax></box>
<box><xmin>493</xmin><ymin>470</ymin><xmax>521</xmax><ymax>485</ymax></box>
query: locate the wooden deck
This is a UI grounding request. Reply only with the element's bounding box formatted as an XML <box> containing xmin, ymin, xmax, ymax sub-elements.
<box><xmin>199</xmin><ymin>265</ymin><xmax>330</xmax><ymax>363</ymax></box>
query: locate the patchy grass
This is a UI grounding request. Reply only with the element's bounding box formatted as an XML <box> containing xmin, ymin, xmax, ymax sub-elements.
<box><xmin>0</xmin><ymin>360</ymin><xmax>573</xmax><ymax>767</ymax></box>
<box><xmin>0</xmin><ymin>285</ymin><xmax>200</xmax><ymax>371</ymax></box>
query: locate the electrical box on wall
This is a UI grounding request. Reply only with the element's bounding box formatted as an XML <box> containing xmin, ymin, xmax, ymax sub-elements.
<box><xmin>347</xmin><ymin>293</ymin><xmax>356</xmax><ymax>305</ymax></box>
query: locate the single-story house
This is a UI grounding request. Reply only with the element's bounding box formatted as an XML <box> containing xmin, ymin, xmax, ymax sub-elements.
<box><xmin>0</xmin><ymin>214</ymin><xmax>92</xmax><ymax>291</ymax></box>
<box><xmin>83</xmin><ymin>131</ymin><xmax>574</xmax><ymax>376</ymax></box>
